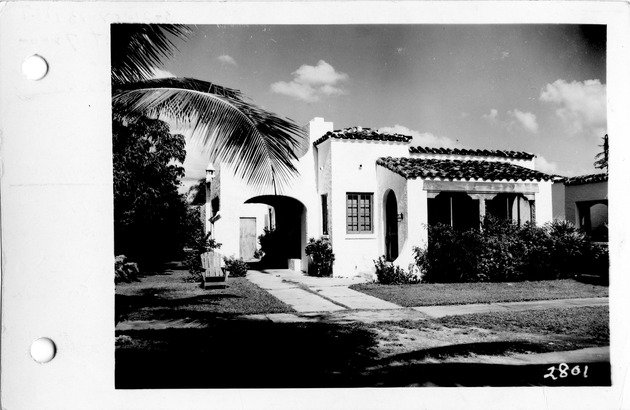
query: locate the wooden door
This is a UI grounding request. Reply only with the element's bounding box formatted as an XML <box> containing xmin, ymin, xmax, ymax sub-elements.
<box><xmin>385</xmin><ymin>191</ymin><xmax>399</xmax><ymax>262</ymax></box>
<box><xmin>239</xmin><ymin>217</ymin><xmax>257</xmax><ymax>260</ymax></box>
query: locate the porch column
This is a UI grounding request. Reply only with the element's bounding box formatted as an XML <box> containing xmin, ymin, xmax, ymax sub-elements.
<box><xmin>479</xmin><ymin>197</ymin><xmax>486</xmax><ymax>222</ymax></box>
<box><xmin>470</xmin><ymin>193</ymin><xmax>493</xmax><ymax>228</ymax></box>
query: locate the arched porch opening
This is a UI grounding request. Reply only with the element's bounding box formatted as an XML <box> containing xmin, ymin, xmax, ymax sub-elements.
<box><xmin>487</xmin><ymin>193</ymin><xmax>533</xmax><ymax>225</ymax></box>
<box><xmin>576</xmin><ymin>200</ymin><xmax>608</xmax><ymax>241</ymax></box>
<box><xmin>244</xmin><ymin>195</ymin><xmax>307</xmax><ymax>269</ymax></box>
<box><xmin>428</xmin><ymin>192</ymin><xmax>479</xmax><ymax>231</ymax></box>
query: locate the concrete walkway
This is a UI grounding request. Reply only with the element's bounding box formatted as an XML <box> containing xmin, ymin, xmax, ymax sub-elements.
<box><xmin>246</xmin><ymin>269</ymin><xmax>400</xmax><ymax>312</ymax></box>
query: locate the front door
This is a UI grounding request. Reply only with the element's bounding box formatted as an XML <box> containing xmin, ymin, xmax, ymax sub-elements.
<box><xmin>385</xmin><ymin>191</ymin><xmax>399</xmax><ymax>262</ymax></box>
<box><xmin>239</xmin><ymin>217</ymin><xmax>257</xmax><ymax>260</ymax></box>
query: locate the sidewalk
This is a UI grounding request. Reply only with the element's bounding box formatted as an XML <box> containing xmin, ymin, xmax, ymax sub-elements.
<box><xmin>245</xmin><ymin>269</ymin><xmax>609</xmax><ymax>320</ymax></box>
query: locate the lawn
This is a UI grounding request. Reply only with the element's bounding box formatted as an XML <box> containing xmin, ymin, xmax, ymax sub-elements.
<box><xmin>115</xmin><ymin>264</ymin><xmax>610</xmax><ymax>387</ymax></box>
<box><xmin>116</xmin><ymin>263</ymin><xmax>294</xmax><ymax>323</ymax></box>
<box><xmin>350</xmin><ymin>279</ymin><xmax>608</xmax><ymax>307</ymax></box>
<box><xmin>116</xmin><ymin>305</ymin><xmax>610</xmax><ymax>388</ymax></box>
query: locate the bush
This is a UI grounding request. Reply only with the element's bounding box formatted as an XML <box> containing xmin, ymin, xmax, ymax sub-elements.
<box><xmin>374</xmin><ymin>256</ymin><xmax>419</xmax><ymax>284</ymax></box>
<box><xmin>183</xmin><ymin>227</ymin><xmax>222</xmax><ymax>282</ymax></box>
<box><xmin>115</xmin><ymin>255</ymin><xmax>140</xmax><ymax>284</ymax></box>
<box><xmin>305</xmin><ymin>237</ymin><xmax>335</xmax><ymax>277</ymax></box>
<box><xmin>414</xmin><ymin>217</ymin><xmax>608</xmax><ymax>283</ymax></box>
<box><xmin>258</xmin><ymin>227</ymin><xmax>285</xmax><ymax>268</ymax></box>
<box><xmin>223</xmin><ymin>256</ymin><xmax>249</xmax><ymax>277</ymax></box>
<box><xmin>416</xmin><ymin>224</ymin><xmax>486</xmax><ymax>283</ymax></box>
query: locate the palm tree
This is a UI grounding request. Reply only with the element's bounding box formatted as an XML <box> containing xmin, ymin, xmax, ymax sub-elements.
<box><xmin>111</xmin><ymin>24</ymin><xmax>304</xmax><ymax>189</ymax></box>
<box><xmin>594</xmin><ymin>134</ymin><xmax>608</xmax><ymax>172</ymax></box>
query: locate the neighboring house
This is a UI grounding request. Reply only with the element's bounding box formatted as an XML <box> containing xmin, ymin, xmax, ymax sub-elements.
<box><xmin>553</xmin><ymin>173</ymin><xmax>608</xmax><ymax>242</ymax></box>
<box><xmin>204</xmin><ymin>117</ymin><xmax>560</xmax><ymax>278</ymax></box>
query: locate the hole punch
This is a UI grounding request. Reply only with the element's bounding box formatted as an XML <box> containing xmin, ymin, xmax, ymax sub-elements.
<box><xmin>30</xmin><ymin>337</ymin><xmax>56</xmax><ymax>363</ymax></box>
<box><xmin>22</xmin><ymin>55</ymin><xmax>49</xmax><ymax>81</ymax></box>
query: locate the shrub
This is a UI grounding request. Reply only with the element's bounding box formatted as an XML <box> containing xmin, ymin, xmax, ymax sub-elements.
<box><xmin>374</xmin><ymin>256</ymin><xmax>419</xmax><ymax>284</ymax></box>
<box><xmin>418</xmin><ymin>223</ymin><xmax>486</xmax><ymax>282</ymax></box>
<box><xmin>253</xmin><ymin>248</ymin><xmax>265</xmax><ymax>259</ymax></box>
<box><xmin>544</xmin><ymin>219</ymin><xmax>589</xmax><ymax>279</ymax></box>
<box><xmin>183</xmin><ymin>228</ymin><xmax>222</xmax><ymax>282</ymax></box>
<box><xmin>258</xmin><ymin>227</ymin><xmax>285</xmax><ymax>268</ymax></box>
<box><xmin>115</xmin><ymin>255</ymin><xmax>140</xmax><ymax>284</ymax></box>
<box><xmin>305</xmin><ymin>237</ymin><xmax>335</xmax><ymax>277</ymax></box>
<box><xmin>223</xmin><ymin>256</ymin><xmax>249</xmax><ymax>277</ymax></box>
<box><xmin>414</xmin><ymin>217</ymin><xmax>608</xmax><ymax>283</ymax></box>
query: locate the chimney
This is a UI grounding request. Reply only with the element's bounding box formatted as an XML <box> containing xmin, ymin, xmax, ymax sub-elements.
<box><xmin>309</xmin><ymin>117</ymin><xmax>334</xmax><ymax>144</ymax></box>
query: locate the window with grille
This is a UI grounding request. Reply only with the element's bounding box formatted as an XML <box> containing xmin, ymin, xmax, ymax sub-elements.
<box><xmin>346</xmin><ymin>193</ymin><xmax>373</xmax><ymax>233</ymax></box>
<box><xmin>321</xmin><ymin>194</ymin><xmax>329</xmax><ymax>235</ymax></box>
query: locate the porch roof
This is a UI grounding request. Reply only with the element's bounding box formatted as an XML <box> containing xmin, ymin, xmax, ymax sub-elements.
<box><xmin>409</xmin><ymin>146</ymin><xmax>535</xmax><ymax>160</ymax></box>
<box><xmin>563</xmin><ymin>173</ymin><xmax>608</xmax><ymax>186</ymax></box>
<box><xmin>313</xmin><ymin>127</ymin><xmax>412</xmax><ymax>146</ymax></box>
<box><xmin>377</xmin><ymin>157</ymin><xmax>554</xmax><ymax>182</ymax></box>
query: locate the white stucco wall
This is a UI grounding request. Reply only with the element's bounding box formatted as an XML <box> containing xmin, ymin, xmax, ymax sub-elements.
<box><xmin>564</xmin><ymin>181</ymin><xmax>608</xmax><ymax>226</ymax></box>
<box><xmin>208</xmin><ymin>117</ymin><xmax>333</xmax><ymax>272</ymax></box>
<box><xmin>552</xmin><ymin>182</ymin><xmax>566</xmax><ymax>220</ymax></box>
<box><xmin>328</xmin><ymin>139</ymin><xmax>409</xmax><ymax>277</ymax></box>
<box><xmin>534</xmin><ymin>180</ymin><xmax>554</xmax><ymax>225</ymax></box>
<box><xmin>376</xmin><ymin>165</ymin><xmax>408</xmax><ymax>259</ymax></box>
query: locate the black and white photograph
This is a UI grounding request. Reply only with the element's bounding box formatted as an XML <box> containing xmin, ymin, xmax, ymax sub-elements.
<box><xmin>113</xmin><ymin>23</ymin><xmax>610</xmax><ymax>388</ymax></box>
<box><xmin>2</xmin><ymin>2</ymin><xmax>629</xmax><ymax>409</ymax></box>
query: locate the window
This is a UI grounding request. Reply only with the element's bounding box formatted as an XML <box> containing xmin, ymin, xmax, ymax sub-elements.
<box><xmin>346</xmin><ymin>193</ymin><xmax>373</xmax><ymax>233</ymax></box>
<box><xmin>321</xmin><ymin>194</ymin><xmax>329</xmax><ymax>235</ymax></box>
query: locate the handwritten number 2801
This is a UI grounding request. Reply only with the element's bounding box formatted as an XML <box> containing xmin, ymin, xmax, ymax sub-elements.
<box><xmin>544</xmin><ymin>363</ymin><xmax>588</xmax><ymax>380</ymax></box>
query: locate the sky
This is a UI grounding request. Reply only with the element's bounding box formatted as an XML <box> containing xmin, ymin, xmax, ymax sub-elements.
<box><xmin>150</xmin><ymin>25</ymin><xmax>607</xmax><ymax>189</ymax></box>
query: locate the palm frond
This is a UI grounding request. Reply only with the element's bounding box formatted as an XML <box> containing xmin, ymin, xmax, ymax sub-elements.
<box><xmin>113</xmin><ymin>78</ymin><xmax>305</xmax><ymax>189</ymax></box>
<box><xmin>111</xmin><ymin>24</ymin><xmax>192</xmax><ymax>84</ymax></box>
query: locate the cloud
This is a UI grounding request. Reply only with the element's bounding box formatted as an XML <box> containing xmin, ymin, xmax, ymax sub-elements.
<box><xmin>482</xmin><ymin>109</ymin><xmax>499</xmax><ymax>122</ymax></box>
<box><xmin>484</xmin><ymin>108</ymin><xmax>539</xmax><ymax>134</ymax></box>
<box><xmin>150</xmin><ymin>67</ymin><xmax>176</xmax><ymax>79</ymax></box>
<box><xmin>508</xmin><ymin>109</ymin><xmax>539</xmax><ymax>133</ymax></box>
<box><xmin>535</xmin><ymin>155</ymin><xmax>560</xmax><ymax>174</ymax></box>
<box><xmin>378</xmin><ymin>125</ymin><xmax>458</xmax><ymax>148</ymax></box>
<box><xmin>270</xmin><ymin>60</ymin><xmax>348</xmax><ymax>102</ymax></box>
<box><xmin>218</xmin><ymin>55</ymin><xmax>237</xmax><ymax>65</ymax></box>
<box><xmin>540</xmin><ymin>79</ymin><xmax>606</xmax><ymax>135</ymax></box>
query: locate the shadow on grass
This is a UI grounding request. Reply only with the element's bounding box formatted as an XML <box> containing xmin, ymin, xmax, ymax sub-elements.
<box><xmin>116</xmin><ymin>318</ymin><xmax>610</xmax><ymax>389</ymax></box>
<box><xmin>575</xmin><ymin>274</ymin><xmax>609</xmax><ymax>286</ymax></box>
<box><xmin>379</xmin><ymin>340</ymin><xmax>552</xmax><ymax>364</ymax></box>
<box><xmin>115</xmin><ymin>293</ymin><xmax>242</xmax><ymax>323</ymax></box>
<box><xmin>116</xmin><ymin>318</ymin><xmax>378</xmax><ymax>389</ymax></box>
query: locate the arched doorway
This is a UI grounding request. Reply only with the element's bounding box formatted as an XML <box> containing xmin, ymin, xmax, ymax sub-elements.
<box><xmin>385</xmin><ymin>190</ymin><xmax>399</xmax><ymax>262</ymax></box>
<box><xmin>487</xmin><ymin>193</ymin><xmax>532</xmax><ymax>225</ymax></box>
<box><xmin>244</xmin><ymin>195</ymin><xmax>307</xmax><ymax>269</ymax></box>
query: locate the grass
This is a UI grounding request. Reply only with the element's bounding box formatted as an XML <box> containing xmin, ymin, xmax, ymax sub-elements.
<box><xmin>116</xmin><ymin>320</ymin><xmax>379</xmax><ymax>388</ymax></box>
<box><xmin>350</xmin><ymin>279</ymin><xmax>608</xmax><ymax>307</ymax></box>
<box><xmin>116</xmin><ymin>306</ymin><xmax>610</xmax><ymax>388</ymax></box>
<box><xmin>438</xmin><ymin>306</ymin><xmax>609</xmax><ymax>343</ymax></box>
<box><xmin>115</xmin><ymin>263</ymin><xmax>610</xmax><ymax>387</ymax></box>
<box><xmin>116</xmin><ymin>263</ymin><xmax>294</xmax><ymax>322</ymax></box>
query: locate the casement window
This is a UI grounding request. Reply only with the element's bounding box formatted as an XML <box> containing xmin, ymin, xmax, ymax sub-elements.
<box><xmin>346</xmin><ymin>193</ymin><xmax>373</xmax><ymax>233</ymax></box>
<box><xmin>321</xmin><ymin>194</ymin><xmax>329</xmax><ymax>235</ymax></box>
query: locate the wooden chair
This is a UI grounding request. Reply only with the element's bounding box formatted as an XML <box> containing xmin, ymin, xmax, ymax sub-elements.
<box><xmin>200</xmin><ymin>252</ymin><xmax>228</xmax><ymax>289</ymax></box>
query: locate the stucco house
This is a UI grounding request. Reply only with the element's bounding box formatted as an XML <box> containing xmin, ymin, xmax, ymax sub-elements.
<box><xmin>553</xmin><ymin>173</ymin><xmax>608</xmax><ymax>242</ymax></box>
<box><xmin>204</xmin><ymin>117</ymin><xmax>564</xmax><ymax>278</ymax></box>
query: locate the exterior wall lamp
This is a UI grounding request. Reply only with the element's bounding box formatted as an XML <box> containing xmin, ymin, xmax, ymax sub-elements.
<box><xmin>206</xmin><ymin>162</ymin><xmax>216</xmax><ymax>182</ymax></box>
<box><xmin>397</xmin><ymin>213</ymin><xmax>404</xmax><ymax>222</ymax></box>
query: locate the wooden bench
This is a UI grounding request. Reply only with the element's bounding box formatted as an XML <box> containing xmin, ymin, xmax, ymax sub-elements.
<box><xmin>200</xmin><ymin>252</ymin><xmax>228</xmax><ymax>289</ymax></box>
